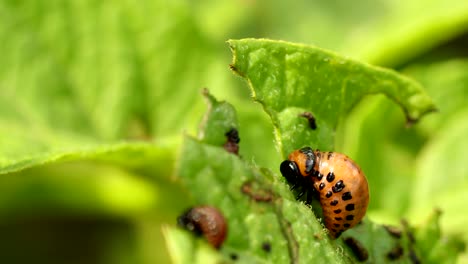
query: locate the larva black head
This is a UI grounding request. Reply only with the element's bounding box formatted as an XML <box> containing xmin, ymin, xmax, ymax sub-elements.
<box><xmin>281</xmin><ymin>147</ymin><xmax>317</xmax><ymax>179</ymax></box>
<box><xmin>280</xmin><ymin>160</ymin><xmax>301</xmax><ymax>185</ymax></box>
<box><xmin>281</xmin><ymin>147</ymin><xmax>319</xmax><ymax>204</ymax></box>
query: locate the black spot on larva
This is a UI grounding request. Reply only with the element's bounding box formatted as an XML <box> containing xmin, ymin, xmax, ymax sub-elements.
<box><xmin>312</xmin><ymin>170</ymin><xmax>319</xmax><ymax>177</ymax></box>
<box><xmin>331</xmin><ymin>228</ymin><xmax>337</xmax><ymax>233</ymax></box>
<box><xmin>317</xmin><ymin>172</ymin><xmax>323</xmax><ymax>180</ymax></box>
<box><xmin>335</xmin><ymin>217</ymin><xmax>343</xmax><ymax>221</ymax></box>
<box><xmin>342</xmin><ymin>192</ymin><xmax>352</xmax><ymax>200</ymax></box>
<box><xmin>330</xmin><ymin>200</ymin><xmax>339</xmax><ymax>206</ymax></box>
<box><xmin>346</xmin><ymin>215</ymin><xmax>354</xmax><ymax>221</ymax></box>
<box><xmin>261</xmin><ymin>242</ymin><xmax>272</xmax><ymax>253</ymax></box>
<box><xmin>327</xmin><ymin>152</ymin><xmax>333</xmax><ymax>159</ymax></box>
<box><xmin>325</xmin><ymin>191</ymin><xmax>333</xmax><ymax>198</ymax></box>
<box><xmin>345</xmin><ymin>204</ymin><xmax>355</xmax><ymax>211</ymax></box>
<box><xmin>334</xmin><ymin>224</ymin><xmax>340</xmax><ymax>228</ymax></box>
<box><xmin>332</xmin><ymin>180</ymin><xmax>345</xmax><ymax>193</ymax></box>
<box><xmin>344</xmin><ymin>237</ymin><xmax>369</xmax><ymax>262</ymax></box>
<box><xmin>326</xmin><ymin>172</ymin><xmax>335</xmax><ymax>182</ymax></box>
<box><xmin>387</xmin><ymin>245</ymin><xmax>403</xmax><ymax>260</ymax></box>
<box><xmin>334</xmin><ymin>209</ymin><xmax>342</xmax><ymax>214</ymax></box>
<box><xmin>319</xmin><ymin>182</ymin><xmax>325</xmax><ymax>190</ymax></box>
<box><xmin>344</xmin><ymin>223</ymin><xmax>350</xmax><ymax>228</ymax></box>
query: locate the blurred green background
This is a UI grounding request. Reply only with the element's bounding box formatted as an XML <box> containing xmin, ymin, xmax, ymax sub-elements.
<box><xmin>0</xmin><ymin>0</ymin><xmax>467</xmax><ymax>263</ymax></box>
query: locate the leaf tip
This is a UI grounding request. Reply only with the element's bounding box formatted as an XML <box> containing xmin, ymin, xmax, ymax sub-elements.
<box><xmin>405</xmin><ymin>106</ymin><xmax>438</xmax><ymax>127</ymax></box>
<box><xmin>227</xmin><ymin>40</ymin><xmax>244</xmax><ymax>78</ymax></box>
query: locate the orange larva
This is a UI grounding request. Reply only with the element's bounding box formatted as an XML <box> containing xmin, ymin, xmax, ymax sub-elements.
<box><xmin>280</xmin><ymin>147</ymin><xmax>369</xmax><ymax>238</ymax></box>
<box><xmin>177</xmin><ymin>206</ymin><xmax>228</xmax><ymax>249</ymax></box>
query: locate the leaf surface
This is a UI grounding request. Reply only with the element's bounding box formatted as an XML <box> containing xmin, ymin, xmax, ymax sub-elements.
<box><xmin>229</xmin><ymin>39</ymin><xmax>436</xmax><ymax>157</ymax></box>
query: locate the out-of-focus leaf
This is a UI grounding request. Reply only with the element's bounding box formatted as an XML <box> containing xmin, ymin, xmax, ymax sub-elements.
<box><xmin>0</xmin><ymin>162</ymin><xmax>157</xmax><ymax>217</ymax></box>
<box><xmin>0</xmin><ymin>143</ymin><xmax>189</xmax><ymax>217</ymax></box>
<box><xmin>404</xmin><ymin>59</ymin><xmax>468</xmax><ymax>241</ymax></box>
<box><xmin>0</xmin><ymin>217</ymin><xmax>141</xmax><ymax>264</ymax></box>
<box><xmin>410</xmin><ymin>108</ymin><xmax>468</xmax><ymax>238</ymax></box>
<box><xmin>350</xmin><ymin>1</ymin><xmax>468</xmax><ymax>66</ymax></box>
<box><xmin>229</xmin><ymin>38</ymin><xmax>436</xmax><ymax>157</ymax></box>
<box><xmin>0</xmin><ymin>0</ymin><xmax>215</xmax><ymax>169</ymax></box>
<box><xmin>413</xmin><ymin>210</ymin><xmax>465</xmax><ymax>263</ymax></box>
<box><xmin>163</xmin><ymin>226</ymin><xmax>221</xmax><ymax>264</ymax></box>
<box><xmin>0</xmin><ymin>142</ymin><xmax>172</xmax><ymax>174</ymax></box>
<box><xmin>0</xmin><ymin>142</ymin><xmax>189</xmax><ymax>264</ymax></box>
<box><xmin>202</xmin><ymin>1</ymin><xmax>468</xmax><ymax>66</ymax></box>
<box><xmin>404</xmin><ymin>59</ymin><xmax>468</xmax><ymax>135</ymax></box>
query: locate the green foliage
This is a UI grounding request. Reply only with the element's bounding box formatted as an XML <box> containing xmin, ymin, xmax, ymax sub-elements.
<box><xmin>228</xmin><ymin>39</ymin><xmax>436</xmax><ymax>157</ymax></box>
<box><xmin>176</xmin><ymin>92</ymin><xmax>349</xmax><ymax>263</ymax></box>
<box><xmin>0</xmin><ymin>0</ymin><xmax>467</xmax><ymax>263</ymax></box>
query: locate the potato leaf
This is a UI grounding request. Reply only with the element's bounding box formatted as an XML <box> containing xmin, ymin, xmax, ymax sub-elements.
<box><xmin>228</xmin><ymin>39</ymin><xmax>436</xmax><ymax>157</ymax></box>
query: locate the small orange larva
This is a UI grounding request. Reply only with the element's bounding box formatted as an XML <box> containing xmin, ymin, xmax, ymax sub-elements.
<box><xmin>280</xmin><ymin>147</ymin><xmax>369</xmax><ymax>238</ymax></box>
<box><xmin>177</xmin><ymin>206</ymin><xmax>228</xmax><ymax>249</ymax></box>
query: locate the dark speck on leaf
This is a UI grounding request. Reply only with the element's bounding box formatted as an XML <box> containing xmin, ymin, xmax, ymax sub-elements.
<box><xmin>299</xmin><ymin>112</ymin><xmax>317</xmax><ymax>130</ymax></box>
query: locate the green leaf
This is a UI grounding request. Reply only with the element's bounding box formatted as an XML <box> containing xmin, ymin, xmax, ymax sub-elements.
<box><xmin>0</xmin><ymin>0</ymin><xmax>214</xmax><ymax>168</ymax></box>
<box><xmin>349</xmin><ymin>1</ymin><xmax>468</xmax><ymax>66</ymax></box>
<box><xmin>163</xmin><ymin>226</ymin><xmax>221</xmax><ymax>264</ymax></box>
<box><xmin>0</xmin><ymin>0</ymin><xmax>204</xmax><ymax>220</ymax></box>
<box><xmin>175</xmin><ymin>92</ymin><xmax>449</xmax><ymax>263</ymax></box>
<box><xmin>176</xmin><ymin>92</ymin><xmax>448</xmax><ymax>263</ymax></box>
<box><xmin>198</xmin><ymin>89</ymin><xmax>239</xmax><ymax>147</ymax></box>
<box><xmin>401</xmin><ymin>60</ymin><xmax>468</xmax><ymax>244</ymax></box>
<box><xmin>0</xmin><ymin>143</ymin><xmax>189</xmax><ymax>217</ymax></box>
<box><xmin>178</xmin><ymin>136</ymin><xmax>355</xmax><ymax>263</ymax></box>
<box><xmin>2</xmin><ymin>1</ymin><xmax>467</xmax><ymax>263</ymax></box>
<box><xmin>404</xmin><ymin>59</ymin><xmax>468</xmax><ymax>136</ymax></box>
<box><xmin>176</xmin><ymin>94</ymin><xmax>353</xmax><ymax>263</ymax></box>
<box><xmin>226</xmin><ymin>38</ymin><xmax>464</xmax><ymax>263</ymax></box>
<box><xmin>413</xmin><ymin>210</ymin><xmax>465</xmax><ymax>263</ymax></box>
<box><xmin>229</xmin><ymin>38</ymin><xmax>436</xmax><ymax>157</ymax></box>
<box><xmin>338</xmin><ymin>219</ymin><xmax>410</xmax><ymax>264</ymax></box>
<box><xmin>410</xmin><ymin>107</ymin><xmax>468</xmax><ymax>238</ymax></box>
